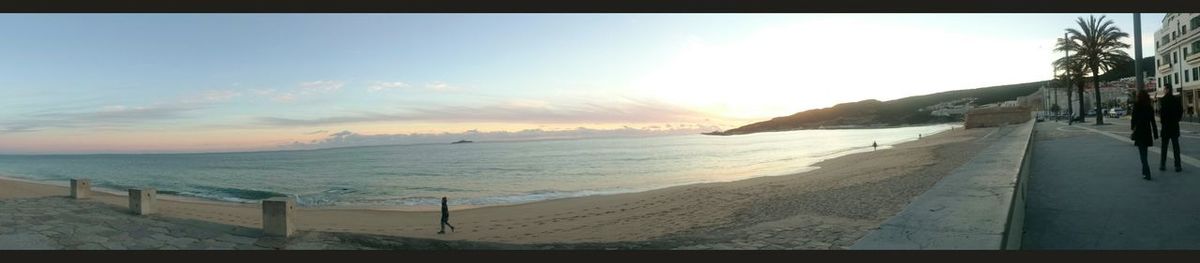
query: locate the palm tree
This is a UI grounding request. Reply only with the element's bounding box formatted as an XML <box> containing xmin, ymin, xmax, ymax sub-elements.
<box><xmin>1064</xmin><ymin>15</ymin><xmax>1132</xmax><ymax>125</ymax></box>
<box><xmin>1053</xmin><ymin>38</ymin><xmax>1087</xmax><ymax>122</ymax></box>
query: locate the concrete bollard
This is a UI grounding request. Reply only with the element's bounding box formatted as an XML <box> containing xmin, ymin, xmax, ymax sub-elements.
<box><xmin>128</xmin><ymin>188</ymin><xmax>157</xmax><ymax>215</ymax></box>
<box><xmin>261</xmin><ymin>197</ymin><xmax>295</xmax><ymax>237</ymax></box>
<box><xmin>70</xmin><ymin>179</ymin><xmax>91</xmax><ymax>199</ymax></box>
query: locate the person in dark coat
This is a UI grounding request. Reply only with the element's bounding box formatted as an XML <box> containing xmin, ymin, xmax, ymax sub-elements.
<box><xmin>1159</xmin><ymin>83</ymin><xmax>1184</xmax><ymax>172</ymax></box>
<box><xmin>438</xmin><ymin>196</ymin><xmax>455</xmax><ymax>234</ymax></box>
<box><xmin>1132</xmin><ymin>90</ymin><xmax>1159</xmax><ymax>180</ymax></box>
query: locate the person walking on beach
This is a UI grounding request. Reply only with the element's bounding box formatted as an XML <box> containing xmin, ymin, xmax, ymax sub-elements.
<box><xmin>438</xmin><ymin>196</ymin><xmax>455</xmax><ymax>234</ymax></box>
<box><xmin>872</xmin><ymin>141</ymin><xmax>877</xmax><ymax>151</ymax></box>
<box><xmin>1131</xmin><ymin>90</ymin><xmax>1159</xmax><ymax>180</ymax></box>
<box><xmin>1160</xmin><ymin>83</ymin><xmax>1184</xmax><ymax>172</ymax></box>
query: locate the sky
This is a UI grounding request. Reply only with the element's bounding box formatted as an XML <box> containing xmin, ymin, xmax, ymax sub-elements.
<box><xmin>0</xmin><ymin>13</ymin><xmax>1167</xmax><ymax>154</ymax></box>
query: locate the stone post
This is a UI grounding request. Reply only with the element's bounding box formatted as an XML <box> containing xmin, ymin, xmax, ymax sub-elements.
<box><xmin>128</xmin><ymin>188</ymin><xmax>157</xmax><ymax>215</ymax></box>
<box><xmin>262</xmin><ymin>197</ymin><xmax>295</xmax><ymax>237</ymax></box>
<box><xmin>70</xmin><ymin>179</ymin><xmax>90</xmax><ymax>199</ymax></box>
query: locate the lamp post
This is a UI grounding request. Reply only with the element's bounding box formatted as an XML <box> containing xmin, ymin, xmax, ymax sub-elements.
<box><xmin>1064</xmin><ymin>32</ymin><xmax>1075</xmax><ymax>123</ymax></box>
<box><xmin>1134</xmin><ymin>13</ymin><xmax>1144</xmax><ymax>97</ymax></box>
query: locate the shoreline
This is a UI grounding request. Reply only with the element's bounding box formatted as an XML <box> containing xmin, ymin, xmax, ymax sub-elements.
<box><xmin>1</xmin><ymin>123</ymin><xmax>986</xmax><ymax>245</ymax></box>
<box><xmin>704</xmin><ymin>121</ymin><xmax>960</xmax><ymax>136</ymax></box>
<box><xmin>0</xmin><ymin>123</ymin><xmax>958</xmax><ymax>212</ymax></box>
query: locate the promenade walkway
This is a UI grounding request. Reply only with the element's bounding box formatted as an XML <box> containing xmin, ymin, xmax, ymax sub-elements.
<box><xmin>851</xmin><ymin>121</ymin><xmax>1031</xmax><ymax>249</ymax></box>
<box><xmin>1023</xmin><ymin>119</ymin><xmax>1200</xmax><ymax>249</ymax></box>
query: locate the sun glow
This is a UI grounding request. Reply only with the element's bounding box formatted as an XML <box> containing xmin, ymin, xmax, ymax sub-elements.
<box><xmin>633</xmin><ymin>16</ymin><xmax>1059</xmax><ymax>120</ymax></box>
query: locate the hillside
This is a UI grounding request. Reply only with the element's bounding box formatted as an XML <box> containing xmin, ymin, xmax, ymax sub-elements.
<box><xmin>706</xmin><ymin>81</ymin><xmax>1044</xmax><ymax>136</ymax></box>
<box><xmin>705</xmin><ymin>56</ymin><xmax>1152</xmax><ymax>136</ymax></box>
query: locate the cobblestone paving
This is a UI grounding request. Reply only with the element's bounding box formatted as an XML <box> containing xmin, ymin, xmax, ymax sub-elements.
<box><xmin>0</xmin><ymin>197</ymin><xmax>462</xmax><ymax>250</ymax></box>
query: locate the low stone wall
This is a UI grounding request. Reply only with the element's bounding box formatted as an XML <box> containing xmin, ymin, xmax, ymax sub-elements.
<box><xmin>1003</xmin><ymin>120</ymin><xmax>1034</xmax><ymax>249</ymax></box>
<box><xmin>965</xmin><ymin>107</ymin><xmax>1032</xmax><ymax>129</ymax></box>
<box><xmin>850</xmin><ymin>119</ymin><xmax>1035</xmax><ymax>249</ymax></box>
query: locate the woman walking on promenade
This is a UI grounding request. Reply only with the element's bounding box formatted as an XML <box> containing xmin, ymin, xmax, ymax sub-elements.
<box><xmin>1132</xmin><ymin>90</ymin><xmax>1159</xmax><ymax>180</ymax></box>
<box><xmin>438</xmin><ymin>196</ymin><xmax>456</xmax><ymax>234</ymax></box>
<box><xmin>1160</xmin><ymin>83</ymin><xmax>1184</xmax><ymax>172</ymax></box>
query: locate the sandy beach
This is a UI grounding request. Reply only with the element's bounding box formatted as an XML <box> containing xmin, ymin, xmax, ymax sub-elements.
<box><xmin>1</xmin><ymin>126</ymin><xmax>991</xmax><ymax>248</ymax></box>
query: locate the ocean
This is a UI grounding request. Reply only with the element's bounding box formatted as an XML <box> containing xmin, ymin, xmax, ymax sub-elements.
<box><xmin>0</xmin><ymin>124</ymin><xmax>956</xmax><ymax>210</ymax></box>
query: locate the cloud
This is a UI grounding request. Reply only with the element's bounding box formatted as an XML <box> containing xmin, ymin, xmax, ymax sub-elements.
<box><xmin>201</xmin><ymin>90</ymin><xmax>242</xmax><ymax>101</ymax></box>
<box><xmin>247</xmin><ymin>88</ymin><xmax>290</xmax><ymax>102</ymax></box>
<box><xmin>1</xmin><ymin>103</ymin><xmax>207</xmax><ymax>133</ymax></box>
<box><xmin>3</xmin><ymin>86</ymin><xmax>253</xmax><ymax>134</ymax></box>
<box><xmin>181</xmin><ymin>89</ymin><xmax>242</xmax><ymax>104</ymax></box>
<box><xmin>298</xmin><ymin>80</ymin><xmax>344</xmax><ymax>94</ymax></box>
<box><xmin>424</xmin><ymin>81</ymin><xmax>460</xmax><ymax>92</ymax></box>
<box><xmin>367</xmin><ymin>81</ymin><xmax>410</xmax><ymax>92</ymax></box>
<box><xmin>254</xmin><ymin>98</ymin><xmax>714</xmax><ymax>127</ymax></box>
<box><xmin>279</xmin><ymin>124</ymin><xmax>724</xmax><ymax>150</ymax></box>
<box><xmin>250</xmin><ymin>80</ymin><xmax>344</xmax><ymax>102</ymax></box>
<box><xmin>39</xmin><ymin>104</ymin><xmax>204</xmax><ymax>122</ymax></box>
<box><xmin>366</xmin><ymin>81</ymin><xmax>459</xmax><ymax>93</ymax></box>
<box><xmin>0</xmin><ymin>125</ymin><xmax>39</xmax><ymax>134</ymax></box>
<box><xmin>303</xmin><ymin>130</ymin><xmax>329</xmax><ymax>135</ymax></box>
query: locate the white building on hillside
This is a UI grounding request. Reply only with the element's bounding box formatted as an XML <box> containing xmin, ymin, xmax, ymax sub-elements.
<box><xmin>1155</xmin><ymin>13</ymin><xmax>1200</xmax><ymax>116</ymax></box>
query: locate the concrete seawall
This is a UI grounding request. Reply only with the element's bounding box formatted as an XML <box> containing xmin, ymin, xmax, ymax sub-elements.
<box><xmin>851</xmin><ymin>119</ymin><xmax>1035</xmax><ymax>249</ymax></box>
<box><xmin>964</xmin><ymin>106</ymin><xmax>1032</xmax><ymax>129</ymax></box>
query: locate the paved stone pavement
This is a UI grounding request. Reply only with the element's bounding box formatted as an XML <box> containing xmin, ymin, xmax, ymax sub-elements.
<box><xmin>0</xmin><ymin>197</ymin><xmax>539</xmax><ymax>250</ymax></box>
<box><xmin>0</xmin><ymin>197</ymin><xmax>357</xmax><ymax>250</ymax></box>
<box><xmin>1023</xmin><ymin>120</ymin><xmax>1200</xmax><ymax>249</ymax></box>
<box><xmin>1077</xmin><ymin>116</ymin><xmax>1200</xmax><ymax>161</ymax></box>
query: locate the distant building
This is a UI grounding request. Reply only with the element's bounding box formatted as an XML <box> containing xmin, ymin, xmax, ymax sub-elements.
<box><xmin>1155</xmin><ymin>13</ymin><xmax>1200</xmax><ymax>116</ymax></box>
<box><xmin>931</xmin><ymin>107</ymin><xmax>969</xmax><ymax>117</ymax></box>
<box><xmin>1043</xmin><ymin>82</ymin><xmax>1074</xmax><ymax>114</ymax></box>
<box><xmin>1082</xmin><ymin>80</ymin><xmax>1133</xmax><ymax>109</ymax></box>
<box><xmin>924</xmin><ymin>98</ymin><xmax>973</xmax><ymax>117</ymax></box>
